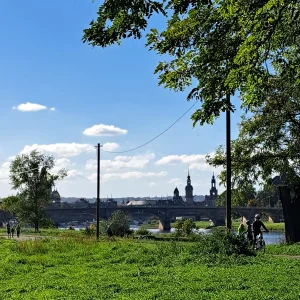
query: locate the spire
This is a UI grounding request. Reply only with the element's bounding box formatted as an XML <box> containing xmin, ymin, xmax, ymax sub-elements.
<box><xmin>187</xmin><ymin>167</ymin><xmax>191</xmax><ymax>185</ymax></box>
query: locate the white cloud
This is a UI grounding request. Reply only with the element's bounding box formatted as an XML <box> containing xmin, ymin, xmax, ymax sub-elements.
<box><xmin>102</xmin><ymin>142</ymin><xmax>119</xmax><ymax>152</ymax></box>
<box><xmin>52</xmin><ymin>158</ymin><xmax>75</xmax><ymax>173</ymax></box>
<box><xmin>155</xmin><ymin>153</ymin><xmax>221</xmax><ymax>171</ymax></box>
<box><xmin>83</xmin><ymin>124</ymin><xmax>128</xmax><ymax>136</ymax></box>
<box><xmin>50</xmin><ymin>107</ymin><xmax>56</xmax><ymax>111</ymax></box>
<box><xmin>0</xmin><ymin>161</ymin><xmax>11</xmax><ymax>182</ymax></box>
<box><xmin>66</xmin><ymin>170</ymin><xmax>85</xmax><ymax>180</ymax></box>
<box><xmin>149</xmin><ymin>182</ymin><xmax>157</xmax><ymax>186</ymax></box>
<box><xmin>167</xmin><ymin>178</ymin><xmax>183</xmax><ymax>186</ymax></box>
<box><xmin>86</xmin><ymin>153</ymin><xmax>155</xmax><ymax>171</ymax></box>
<box><xmin>88</xmin><ymin>171</ymin><xmax>167</xmax><ymax>182</ymax></box>
<box><xmin>12</xmin><ymin>102</ymin><xmax>48</xmax><ymax>112</ymax></box>
<box><xmin>21</xmin><ymin>143</ymin><xmax>94</xmax><ymax>158</ymax></box>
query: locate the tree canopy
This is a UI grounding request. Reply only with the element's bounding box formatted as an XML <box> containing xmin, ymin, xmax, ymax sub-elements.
<box><xmin>9</xmin><ymin>150</ymin><xmax>67</xmax><ymax>231</ymax></box>
<box><xmin>83</xmin><ymin>0</ymin><xmax>300</xmax><ymax>125</ymax></box>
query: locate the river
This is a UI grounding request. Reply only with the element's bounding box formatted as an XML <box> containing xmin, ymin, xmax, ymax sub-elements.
<box><xmin>60</xmin><ymin>225</ymin><xmax>285</xmax><ymax>245</ymax></box>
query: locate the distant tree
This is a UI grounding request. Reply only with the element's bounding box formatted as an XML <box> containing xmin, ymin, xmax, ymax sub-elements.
<box><xmin>173</xmin><ymin>219</ymin><xmax>196</xmax><ymax>236</ymax></box>
<box><xmin>1</xmin><ymin>195</ymin><xmax>20</xmax><ymax>216</ymax></box>
<box><xmin>9</xmin><ymin>150</ymin><xmax>67</xmax><ymax>232</ymax></box>
<box><xmin>173</xmin><ymin>219</ymin><xmax>184</xmax><ymax>236</ymax></box>
<box><xmin>105</xmin><ymin>211</ymin><xmax>131</xmax><ymax>237</ymax></box>
<box><xmin>255</xmin><ymin>181</ymin><xmax>279</xmax><ymax>207</ymax></box>
<box><xmin>216</xmin><ymin>185</ymin><xmax>256</xmax><ymax>207</ymax></box>
<box><xmin>182</xmin><ymin>219</ymin><xmax>197</xmax><ymax>236</ymax></box>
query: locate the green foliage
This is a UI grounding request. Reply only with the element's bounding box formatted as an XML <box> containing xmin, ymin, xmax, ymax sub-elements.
<box><xmin>9</xmin><ymin>150</ymin><xmax>67</xmax><ymax>231</ymax></box>
<box><xmin>102</xmin><ymin>211</ymin><xmax>132</xmax><ymax>237</ymax></box>
<box><xmin>182</xmin><ymin>218</ymin><xmax>197</xmax><ymax>236</ymax></box>
<box><xmin>135</xmin><ymin>226</ymin><xmax>152</xmax><ymax>236</ymax></box>
<box><xmin>1</xmin><ymin>195</ymin><xmax>20</xmax><ymax>215</ymax></box>
<box><xmin>173</xmin><ymin>219</ymin><xmax>197</xmax><ymax>236</ymax></box>
<box><xmin>216</xmin><ymin>185</ymin><xmax>256</xmax><ymax>207</ymax></box>
<box><xmin>0</xmin><ymin>237</ymin><xmax>299</xmax><ymax>299</ymax></box>
<box><xmin>83</xmin><ymin>0</ymin><xmax>300</xmax><ymax>126</ymax></box>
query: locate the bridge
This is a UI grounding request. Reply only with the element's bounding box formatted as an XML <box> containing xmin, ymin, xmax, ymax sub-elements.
<box><xmin>44</xmin><ymin>205</ymin><xmax>283</xmax><ymax>231</ymax></box>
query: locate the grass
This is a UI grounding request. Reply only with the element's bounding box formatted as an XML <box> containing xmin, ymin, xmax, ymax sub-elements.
<box><xmin>193</xmin><ymin>221</ymin><xmax>285</xmax><ymax>231</ymax></box>
<box><xmin>0</xmin><ymin>236</ymin><xmax>299</xmax><ymax>299</ymax></box>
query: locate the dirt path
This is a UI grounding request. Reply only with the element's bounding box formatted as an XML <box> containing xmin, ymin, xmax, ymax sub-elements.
<box><xmin>273</xmin><ymin>255</ymin><xmax>300</xmax><ymax>260</ymax></box>
<box><xmin>0</xmin><ymin>234</ymin><xmax>50</xmax><ymax>241</ymax></box>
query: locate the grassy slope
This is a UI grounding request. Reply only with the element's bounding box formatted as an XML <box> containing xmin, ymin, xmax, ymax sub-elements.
<box><xmin>0</xmin><ymin>238</ymin><xmax>299</xmax><ymax>300</ymax></box>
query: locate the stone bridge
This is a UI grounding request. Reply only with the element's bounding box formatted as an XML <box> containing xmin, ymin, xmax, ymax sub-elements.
<box><xmin>43</xmin><ymin>205</ymin><xmax>283</xmax><ymax>231</ymax></box>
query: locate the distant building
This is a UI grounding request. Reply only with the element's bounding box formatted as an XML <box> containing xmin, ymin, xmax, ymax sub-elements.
<box><xmin>127</xmin><ymin>200</ymin><xmax>157</xmax><ymax>206</ymax></box>
<box><xmin>74</xmin><ymin>198</ymin><xmax>90</xmax><ymax>208</ymax></box>
<box><xmin>204</xmin><ymin>174</ymin><xmax>218</xmax><ymax>206</ymax></box>
<box><xmin>185</xmin><ymin>169</ymin><xmax>194</xmax><ymax>204</ymax></box>
<box><xmin>51</xmin><ymin>189</ymin><xmax>61</xmax><ymax>206</ymax></box>
<box><xmin>173</xmin><ymin>187</ymin><xmax>184</xmax><ymax>205</ymax></box>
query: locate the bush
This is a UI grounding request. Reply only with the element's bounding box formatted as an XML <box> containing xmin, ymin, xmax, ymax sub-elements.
<box><xmin>191</xmin><ymin>228</ymin><xmax>255</xmax><ymax>256</ymax></box>
<box><xmin>100</xmin><ymin>211</ymin><xmax>132</xmax><ymax>237</ymax></box>
<box><xmin>135</xmin><ymin>226</ymin><xmax>152</xmax><ymax>236</ymax></box>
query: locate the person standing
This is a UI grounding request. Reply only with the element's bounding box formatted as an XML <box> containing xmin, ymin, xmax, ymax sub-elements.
<box><xmin>11</xmin><ymin>226</ymin><xmax>15</xmax><ymax>238</ymax></box>
<box><xmin>237</xmin><ymin>219</ymin><xmax>246</xmax><ymax>236</ymax></box>
<box><xmin>6</xmin><ymin>223</ymin><xmax>11</xmax><ymax>238</ymax></box>
<box><xmin>245</xmin><ymin>220</ymin><xmax>253</xmax><ymax>244</ymax></box>
<box><xmin>16</xmin><ymin>224</ymin><xmax>21</xmax><ymax>238</ymax></box>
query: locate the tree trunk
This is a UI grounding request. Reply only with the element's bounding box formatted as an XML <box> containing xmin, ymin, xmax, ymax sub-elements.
<box><xmin>279</xmin><ymin>186</ymin><xmax>300</xmax><ymax>243</ymax></box>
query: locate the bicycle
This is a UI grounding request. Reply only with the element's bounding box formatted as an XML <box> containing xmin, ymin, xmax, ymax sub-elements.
<box><xmin>254</xmin><ymin>232</ymin><xmax>266</xmax><ymax>252</ymax></box>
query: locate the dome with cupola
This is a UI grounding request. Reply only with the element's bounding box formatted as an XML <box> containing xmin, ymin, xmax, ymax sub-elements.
<box><xmin>51</xmin><ymin>189</ymin><xmax>61</xmax><ymax>203</ymax></box>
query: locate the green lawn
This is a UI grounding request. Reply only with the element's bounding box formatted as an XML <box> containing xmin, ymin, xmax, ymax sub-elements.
<box><xmin>194</xmin><ymin>221</ymin><xmax>285</xmax><ymax>231</ymax></box>
<box><xmin>0</xmin><ymin>237</ymin><xmax>299</xmax><ymax>299</ymax></box>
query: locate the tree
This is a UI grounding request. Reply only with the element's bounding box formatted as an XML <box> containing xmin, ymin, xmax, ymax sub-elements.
<box><xmin>216</xmin><ymin>185</ymin><xmax>256</xmax><ymax>207</ymax></box>
<box><xmin>1</xmin><ymin>195</ymin><xmax>20</xmax><ymax>216</ymax></box>
<box><xmin>83</xmin><ymin>1</ymin><xmax>300</xmax><ymax>125</ymax></box>
<box><xmin>173</xmin><ymin>218</ymin><xmax>196</xmax><ymax>236</ymax></box>
<box><xmin>9</xmin><ymin>150</ymin><xmax>67</xmax><ymax>232</ymax></box>
<box><xmin>104</xmin><ymin>211</ymin><xmax>131</xmax><ymax>237</ymax></box>
<box><xmin>173</xmin><ymin>219</ymin><xmax>184</xmax><ymax>236</ymax></box>
<box><xmin>207</xmin><ymin>78</ymin><xmax>300</xmax><ymax>242</ymax></box>
<box><xmin>182</xmin><ymin>219</ymin><xmax>197</xmax><ymax>236</ymax></box>
<box><xmin>83</xmin><ymin>1</ymin><xmax>300</xmax><ymax>241</ymax></box>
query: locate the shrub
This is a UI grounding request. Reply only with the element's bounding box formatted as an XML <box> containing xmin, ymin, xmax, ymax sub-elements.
<box><xmin>135</xmin><ymin>226</ymin><xmax>152</xmax><ymax>236</ymax></box>
<box><xmin>191</xmin><ymin>228</ymin><xmax>255</xmax><ymax>257</ymax></box>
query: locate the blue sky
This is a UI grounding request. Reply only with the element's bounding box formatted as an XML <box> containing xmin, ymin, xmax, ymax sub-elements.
<box><xmin>0</xmin><ymin>1</ymin><xmax>243</xmax><ymax>198</ymax></box>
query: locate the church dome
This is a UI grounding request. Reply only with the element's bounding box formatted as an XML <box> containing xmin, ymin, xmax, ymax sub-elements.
<box><xmin>174</xmin><ymin>187</ymin><xmax>179</xmax><ymax>194</ymax></box>
<box><xmin>51</xmin><ymin>190</ymin><xmax>61</xmax><ymax>201</ymax></box>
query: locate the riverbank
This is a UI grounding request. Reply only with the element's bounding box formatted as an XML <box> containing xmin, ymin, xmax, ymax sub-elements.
<box><xmin>0</xmin><ymin>237</ymin><xmax>299</xmax><ymax>299</ymax></box>
<box><xmin>193</xmin><ymin>221</ymin><xmax>285</xmax><ymax>231</ymax></box>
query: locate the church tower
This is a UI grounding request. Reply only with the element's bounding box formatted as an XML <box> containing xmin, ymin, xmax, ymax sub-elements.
<box><xmin>208</xmin><ymin>173</ymin><xmax>218</xmax><ymax>206</ymax></box>
<box><xmin>185</xmin><ymin>169</ymin><xmax>194</xmax><ymax>205</ymax></box>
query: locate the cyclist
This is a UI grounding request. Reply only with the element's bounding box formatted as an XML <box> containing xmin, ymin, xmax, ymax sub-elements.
<box><xmin>252</xmin><ymin>214</ymin><xmax>269</xmax><ymax>247</ymax></box>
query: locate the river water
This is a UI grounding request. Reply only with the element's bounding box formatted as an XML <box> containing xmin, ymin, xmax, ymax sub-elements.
<box><xmin>61</xmin><ymin>226</ymin><xmax>285</xmax><ymax>245</ymax></box>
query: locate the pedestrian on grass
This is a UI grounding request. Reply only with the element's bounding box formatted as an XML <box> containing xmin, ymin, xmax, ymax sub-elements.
<box><xmin>245</xmin><ymin>220</ymin><xmax>253</xmax><ymax>244</ymax></box>
<box><xmin>6</xmin><ymin>222</ymin><xmax>11</xmax><ymax>238</ymax></box>
<box><xmin>16</xmin><ymin>224</ymin><xmax>21</xmax><ymax>238</ymax></box>
<box><xmin>237</xmin><ymin>219</ymin><xmax>246</xmax><ymax>236</ymax></box>
<box><xmin>11</xmin><ymin>226</ymin><xmax>15</xmax><ymax>238</ymax></box>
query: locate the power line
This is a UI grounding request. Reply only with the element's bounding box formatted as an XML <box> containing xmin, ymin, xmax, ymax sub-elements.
<box><xmin>101</xmin><ymin>100</ymin><xmax>199</xmax><ymax>154</ymax></box>
<box><xmin>0</xmin><ymin>166</ymin><xmax>44</xmax><ymax>181</ymax></box>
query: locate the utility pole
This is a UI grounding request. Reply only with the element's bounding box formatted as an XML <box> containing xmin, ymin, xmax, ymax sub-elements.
<box><xmin>96</xmin><ymin>143</ymin><xmax>101</xmax><ymax>240</ymax></box>
<box><xmin>226</xmin><ymin>93</ymin><xmax>232</xmax><ymax>230</ymax></box>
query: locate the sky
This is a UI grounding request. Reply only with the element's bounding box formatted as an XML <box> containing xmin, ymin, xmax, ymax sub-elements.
<box><xmin>0</xmin><ymin>1</ymin><xmax>243</xmax><ymax>199</ymax></box>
